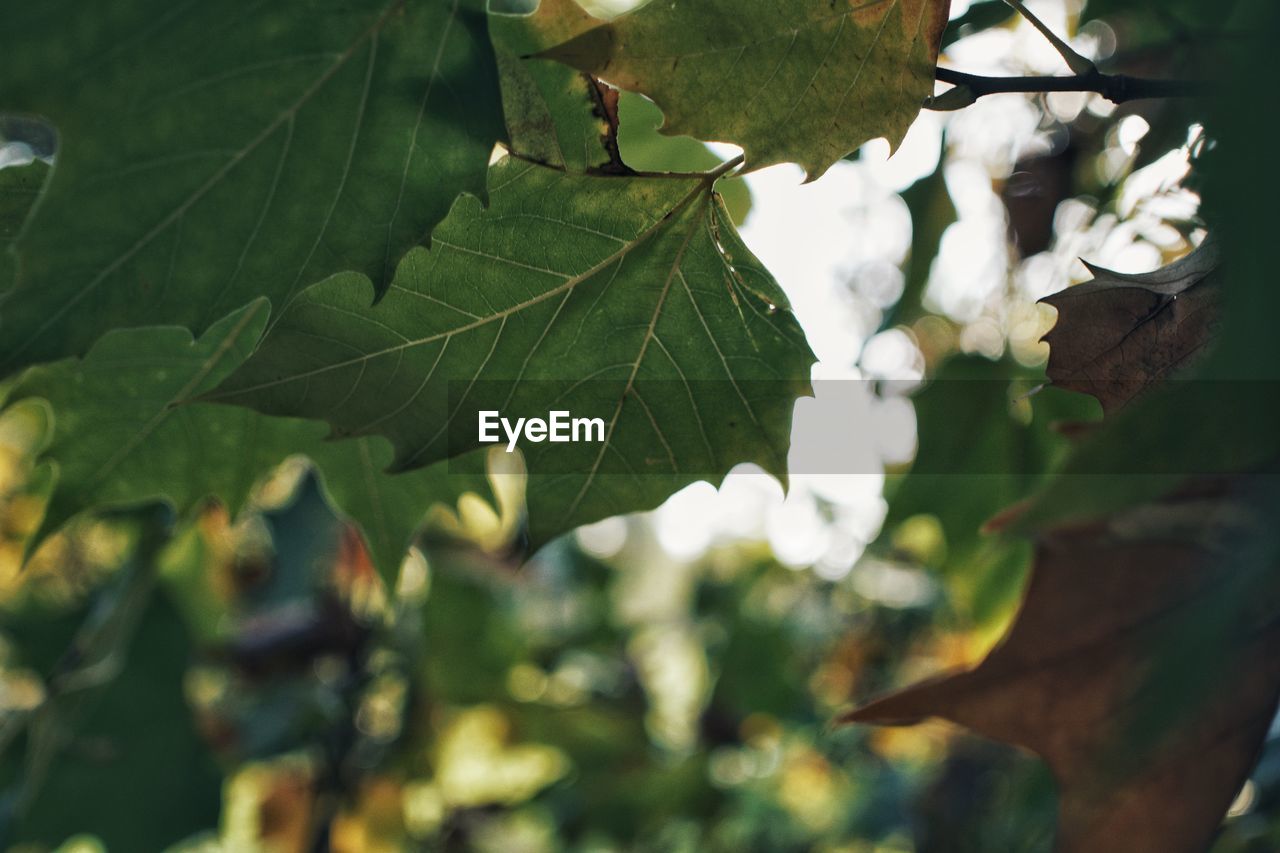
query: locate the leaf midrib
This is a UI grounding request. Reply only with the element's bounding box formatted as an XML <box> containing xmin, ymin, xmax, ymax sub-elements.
<box><xmin>211</xmin><ymin>171</ymin><xmax>715</xmax><ymax>399</ymax></box>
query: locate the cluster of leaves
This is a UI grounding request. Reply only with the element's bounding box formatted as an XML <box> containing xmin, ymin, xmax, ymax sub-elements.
<box><xmin>0</xmin><ymin>0</ymin><xmax>951</xmax><ymax>846</ymax></box>
<box><xmin>0</xmin><ymin>0</ymin><xmax>962</xmax><ymax>568</ymax></box>
<box><xmin>2</xmin><ymin>0</ymin><xmax>1280</xmax><ymax>849</ymax></box>
<box><xmin>0</xmin><ymin>466</ymin><xmax>1058</xmax><ymax>851</ymax></box>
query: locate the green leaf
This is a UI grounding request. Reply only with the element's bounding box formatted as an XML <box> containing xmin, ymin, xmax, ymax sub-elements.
<box><xmin>1011</xmin><ymin>380</ymin><xmax>1280</xmax><ymax>534</ymax></box>
<box><xmin>0</xmin><ymin>0</ymin><xmax>505</xmax><ymax>373</ymax></box>
<box><xmin>420</xmin><ymin>551</ymin><xmax>532</xmax><ymax>702</ymax></box>
<box><xmin>0</xmin><ymin>160</ymin><xmax>46</xmax><ymax>245</ymax></box>
<box><xmin>308</xmin><ymin>438</ymin><xmax>489</xmax><ymax>581</ymax></box>
<box><xmin>10</xmin><ymin>303</ymin><xmax>487</xmax><ymax>579</ymax></box>
<box><xmin>882</xmin><ymin>154</ymin><xmax>953</xmax><ymax>328</ymax></box>
<box><xmin>491</xmin><ymin>0</ymin><xmax>754</xmax><ymax>229</ymax></box>
<box><xmin>941</xmin><ymin>0</ymin><xmax>1015</xmax><ymax>49</ymax></box>
<box><xmin>210</xmin><ymin>157</ymin><xmax>815</xmax><ymax>547</ymax></box>
<box><xmin>524</xmin><ymin>0</ymin><xmax>950</xmax><ymax>179</ymax></box>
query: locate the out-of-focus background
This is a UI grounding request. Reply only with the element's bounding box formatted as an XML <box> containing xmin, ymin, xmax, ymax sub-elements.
<box><xmin>2</xmin><ymin>1</ymin><xmax>1273</xmax><ymax>851</ymax></box>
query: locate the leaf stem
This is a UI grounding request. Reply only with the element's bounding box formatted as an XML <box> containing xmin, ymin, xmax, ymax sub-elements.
<box><xmin>707</xmin><ymin>153</ymin><xmax>746</xmax><ymax>183</ymax></box>
<box><xmin>932</xmin><ymin>66</ymin><xmax>1207</xmax><ymax>106</ymax></box>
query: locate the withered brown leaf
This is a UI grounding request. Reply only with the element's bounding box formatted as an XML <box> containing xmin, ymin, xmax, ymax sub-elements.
<box><xmin>1040</xmin><ymin>239</ymin><xmax>1220</xmax><ymax>414</ymax></box>
<box><xmin>844</xmin><ymin>477</ymin><xmax>1280</xmax><ymax>852</ymax></box>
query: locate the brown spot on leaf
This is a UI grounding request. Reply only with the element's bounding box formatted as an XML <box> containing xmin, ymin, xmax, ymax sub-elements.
<box><xmin>583</xmin><ymin>75</ymin><xmax>634</xmax><ymax>176</ymax></box>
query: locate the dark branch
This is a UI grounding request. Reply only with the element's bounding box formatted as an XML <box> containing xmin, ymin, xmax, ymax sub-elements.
<box><xmin>933</xmin><ymin>66</ymin><xmax>1208</xmax><ymax>106</ymax></box>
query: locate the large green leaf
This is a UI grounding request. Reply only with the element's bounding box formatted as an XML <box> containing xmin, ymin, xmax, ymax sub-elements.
<box><xmin>9</xmin><ymin>303</ymin><xmax>487</xmax><ymax>579</ymax></box>
<box><xmin>0</xmin><ymin>0</ymin><xmax>504</xmax><ymax>373</ymax></box>
<box><xmin>210</xmin><ymin>157</ymin><xmax>815</xmax><ymax>546</ymax></box>
<box><xmin>519</xmin><ymin>0</ymin><xmax>950</xmax><ymax>179</ymax></box>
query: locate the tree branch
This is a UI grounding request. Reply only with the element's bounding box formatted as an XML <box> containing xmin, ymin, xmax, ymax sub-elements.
<box><xmin>932</xmin><ymin>66</ymin><xmax>1207</xmax><ymax>107</ymax></box>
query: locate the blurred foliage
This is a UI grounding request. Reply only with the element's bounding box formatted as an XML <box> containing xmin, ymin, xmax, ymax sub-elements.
<box><xmin>0</xmin><ymin>461</ymin><xmax>1063</xmax><ymax>851</ymax></box>
<box><xmin>0</xmin><ymin>511</ymin><xmax>222</xmax><ymax>851</ymax></box>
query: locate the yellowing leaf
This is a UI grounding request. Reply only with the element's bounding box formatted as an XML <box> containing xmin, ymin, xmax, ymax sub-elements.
<box><xmin>520</xmin><ymin>0</ymin><xmax>951</xmax><ymax>178</ymax></box>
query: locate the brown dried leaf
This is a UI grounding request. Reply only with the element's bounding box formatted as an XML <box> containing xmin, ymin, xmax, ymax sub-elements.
<box><xmin>1040</xmin><ymin>239</ymin><xmax>1221</xmax><ymax>413</ymax></box>
<box><xmin>584</xmin><ymin>74</ymin><xmax>629</xmax><ymax>175</ymax></box>
<box><xmin>844</xmin><ymin>478</ymin><xmax>1280</xmax><ymax>852</ymax></box>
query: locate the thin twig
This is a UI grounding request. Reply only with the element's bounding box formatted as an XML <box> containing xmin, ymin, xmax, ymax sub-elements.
<box><xmin>931</xmin><ymin>66</ymin><xmax>1207</xmax><ymax>107</ymax></box>
<box><xmin>924</xmin><ymin>0</ymin><xmax>1206</xmax><ymax>109</ymax></box>
<box><xmin>707</xmin><ymin>152</ymin><xmax>747</xmax><ymax>182</ymax></box>
<box><xmin>1003</xmin><ymin>0</ymin><xmax>1096</xmax><ymax>74</ymax></box>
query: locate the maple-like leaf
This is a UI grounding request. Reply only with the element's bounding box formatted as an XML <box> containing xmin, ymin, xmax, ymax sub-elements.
<box><xmin>1040</xmin><ymin>239</ymin><xmax>1221</xmax><ymax>413</ymax></box>
<box><xmin>208</xmin><ymin>156</ymin><xmax>815</xmax><ymax>548</ymax></box>
<box><xmin>513</xmin><ymin>0</ymin><xmax>950</xmax><ymax>179</ymax></box>
<box><xmin>0</xmin><ymin>0</ymin><xmax>505</xmax><ymax>373</ymax></box>
<box><xmin>10</xmin><ymin>302</ymin><xmax>488</xmax><ymax>579</ymax></box>
<box><xmin>845</xmin><ymin>478</ymin><xmax>1280</xmax><ymax>852</ymax></box>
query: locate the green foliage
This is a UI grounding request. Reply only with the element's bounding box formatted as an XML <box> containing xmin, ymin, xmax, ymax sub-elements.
<box><xmin>0</xmin><ymin>520</ymin><xmax>222</xmax><ymax>850</ymax></box>
<box><xmin>885</xmin><ymin>155</ymin><xmax>954</xmax><ymax>328</ymax></box>
<box><xmin>0</xmin><ymin>0</ymin><xmax>504</xmax><ymax>372</ymax></box>
<box><xmin>882</xmin><ymin>356</ymin><xmax>1091</xmax><ymax>626</ymax></box>
<box><xmin>1</xmin><ymin>595</ymin><xmax>222</xmax><ymax>850</ymax></box>
<box><xmin>211</xmin><ymin>158</ymin><xmax>814</xmax><ymax>546</ymax></box>
<box><xmin>4</xmin><ymin>0</ymin><xmax>1277</xmax><ymax>848</ymax></box>
<box><xmin>11</xmin><ymin>303</ymin><xmax>484</xmax><ymax>578</ymax></box>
